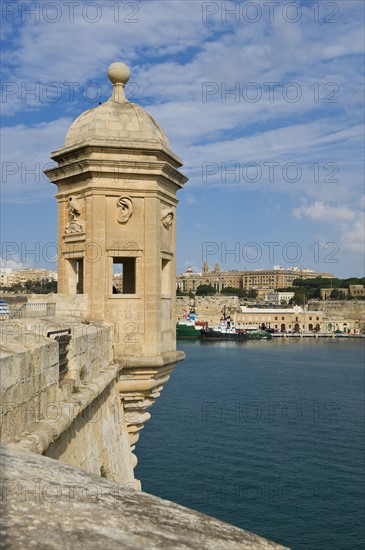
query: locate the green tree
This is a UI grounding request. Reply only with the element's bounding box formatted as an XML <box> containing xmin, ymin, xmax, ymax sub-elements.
<box><xmin>330</xmin><ymin>289</ymin><xmax>346</xmax><ymax>300</ymax></box>
<box><xmin>221</xmin><ymin>286</ymin><xmax>240</xmax><ymax>295</ymax></box>
<box><xmin>195</xmin><ymin>284</ymin><xmax>216</xmax><ymax>296</ymax></box>
<box><xmin>21</xmin><ymin>280</ymin><xmax>57</xmax><ymax>294</ymax></box>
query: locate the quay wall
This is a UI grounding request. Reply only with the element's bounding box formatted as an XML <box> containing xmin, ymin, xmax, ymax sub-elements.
<box><xmin>177</xmin><ymin>296</ymin><xmax>365</xmax><ymax>329</ymax></box>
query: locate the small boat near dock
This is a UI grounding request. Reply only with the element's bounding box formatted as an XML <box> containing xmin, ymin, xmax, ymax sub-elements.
<box><xmin>200</xmin><ymin>316</ymin><xmax>272</xmax><ymax>341</ymax></box>
<box><xmin>176</xmin><ymin>310</ymin><xmax>207</xmax><ymax>339</ymax></box>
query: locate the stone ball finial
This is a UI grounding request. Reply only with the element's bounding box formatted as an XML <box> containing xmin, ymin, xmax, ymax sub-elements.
<box><xmin>108</xmin><ymin>62</ymin><xmax>131</xmax><ymax>85</ymax></box>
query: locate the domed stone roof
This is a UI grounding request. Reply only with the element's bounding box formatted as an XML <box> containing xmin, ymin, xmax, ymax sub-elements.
<box><xmin>64</xmin><ymin>62</ymin><xmax>169</xmax><ymax>149</ymax></box>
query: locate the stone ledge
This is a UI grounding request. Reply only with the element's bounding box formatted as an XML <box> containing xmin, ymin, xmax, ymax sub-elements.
<box><xmin>0</xmin><ymin>444</ymin><xmax>289</xmax><ymax>550</ymax></box>
<box><xmin>10</xmin><ymin>363</ymin><xmax>119</xmax><ymax>455</ymax></box>
<box><xmin>122</xmin><ymin>350</ymin><xmax>185</xmax><ymax>368</ymax></box>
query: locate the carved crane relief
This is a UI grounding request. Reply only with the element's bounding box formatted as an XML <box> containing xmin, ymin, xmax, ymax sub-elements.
<box><xmin>66</xmin><ymin>196</ymin><xmax>84</xmax><ymax>234</ymax></box>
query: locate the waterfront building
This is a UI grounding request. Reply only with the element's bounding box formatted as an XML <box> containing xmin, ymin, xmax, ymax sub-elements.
<box><xmin>177</xmin><ymin>263</ymin><xmax>335</xmax><ymax>293</ymax></box>
<box><xmin>234</xmin><ymin>305</ymin><xmax>324</xmax><ymax>332</ymax></box>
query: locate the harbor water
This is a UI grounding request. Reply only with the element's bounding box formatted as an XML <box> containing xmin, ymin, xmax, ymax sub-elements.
<box><xmin>136</xmin><ymin>339</ymin><xmax>365</xmax><ymax>550</ymax></box>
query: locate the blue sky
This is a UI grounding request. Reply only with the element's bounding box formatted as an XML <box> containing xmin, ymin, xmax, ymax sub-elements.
<box><xmin>1</xmin><ymin>0</ymin><xmax>364</xmax><ymax>277</ymax></box>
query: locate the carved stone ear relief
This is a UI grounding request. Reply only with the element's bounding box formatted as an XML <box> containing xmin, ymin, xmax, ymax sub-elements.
<box><xmin>161</xmin><ymin>208</ymin><xmax>174</xmax><ymax>229</ymax></box>
<box><xmin>66</xmin><ymin>196</ymin><xmax>84</xmax><ymax>234</ymax></box>
<box><xmin>117</xmin><ymin>196</ymin><xmax>133</xmax><ymax>224</ymax></box>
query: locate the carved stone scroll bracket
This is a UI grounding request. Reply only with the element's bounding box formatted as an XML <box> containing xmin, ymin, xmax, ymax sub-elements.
<box><xmin>117</xmin><ymin>196</ymin><xmax>133</xmax><ymax>224</ymax></box>
<box><xmin>117</xmin><ymin>359</ymin><xmax>180</xmax><ymax>468</ymax></box>
<box><xmin>65</xmin><ymin>221</ymin><xmax>84</xmax><ymax>234</ymax></box>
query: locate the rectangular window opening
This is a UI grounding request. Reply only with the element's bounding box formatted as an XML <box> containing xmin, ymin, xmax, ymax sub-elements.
<box><xmin>113</xmin><ymin>257</ymin><xmax>136</xmax><ymax>294</ymax></box>
<box><xmin>161</xmin><ymin>259</ymin><xmax>171</xmax><ymax>295</ymax></box>
<box><xmin>76</xmin><ymin>259</ymin><xmax>84</xmax><ymax>294</ymax></box>
<box><xmin>67</xmin><ymin>259</ymin><xmax>84</xmax><ymax>294</ymax></box>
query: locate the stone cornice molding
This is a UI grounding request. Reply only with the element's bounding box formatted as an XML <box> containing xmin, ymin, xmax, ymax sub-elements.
<box><xmin>49</xmin><ymin>143</ymin><xmax>184</xmax><ymax>167</ymax></box>
<box><xmin>45</xmin><ymin>159</ymin><xmax>187</xmax><ymax>189</ymax></box>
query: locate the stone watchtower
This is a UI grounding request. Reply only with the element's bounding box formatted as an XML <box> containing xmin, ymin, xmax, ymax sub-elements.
<box><xmin>45</xmin><ymin>62</ymin><xmax>187</xmax><ymax>468</ymax></box>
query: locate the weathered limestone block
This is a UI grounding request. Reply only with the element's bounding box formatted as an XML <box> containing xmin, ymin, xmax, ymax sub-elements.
<box><xmin>1</xmin><ymin>444</ymin><xmax>290</xmax><ymax>550</ymax></box>
<box><xmin>0</xmin><ymin>333</ymin><xmax>60</xmax><ymax>441</ymax></box>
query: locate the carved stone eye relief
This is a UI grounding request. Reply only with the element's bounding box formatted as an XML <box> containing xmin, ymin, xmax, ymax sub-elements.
<box><xmin>117</xmin><ymin>196</ymin><xmax>133</xmax><ymax>224</ymax></box>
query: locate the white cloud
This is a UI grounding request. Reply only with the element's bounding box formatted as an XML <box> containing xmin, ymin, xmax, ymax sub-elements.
<box><xmin>0</xmin><ymin>256</ymin><xmax>28</xmax><ymax>270</ymax></box>
<box><xmin>292</xmin><ymin>201</ymin><xmax>365</xmax><ymax>255</ymax></box>
<box><xmin>340</xmin><ymin>217</ymin><xmax>365</xmax><ymax>254</ymax></box>
<box><xmin>293</xmin><ymin>202</ymin><xmax>356</xmax><ymax>222</ymax></box>
<box><xmin>1</xmin><ymin>118</ymin><xmax>71</xmax><ymax>202</ymax></box>
<box><xmin>1</xmin><ymin>0</ymin><xmax>364</xmax><ymax>275</ymax></box>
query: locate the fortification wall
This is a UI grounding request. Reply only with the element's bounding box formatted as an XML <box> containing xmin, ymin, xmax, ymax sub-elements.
<box><xmin>177</xmin><ymin>296</ymin><xmax>365</xmax><ymax>329</ymax></box>
<box><xmin>44</xmin><ymin>379</ymin><xmax>133</xmax><ymax>484</ymax></box>
<box><xmin>177</xmin><ymin>296</ymin><xmax>241</xmax><ymax>325</ymax></box>
<box><xmin>0</xmin><ymin>317</ymin><xmax>134</xmax><ymax>485</ymax></box>
<box><xmin>309</xmin><ymin>300</ymin><xmax>365</xmax><ymax>326</ymax></box>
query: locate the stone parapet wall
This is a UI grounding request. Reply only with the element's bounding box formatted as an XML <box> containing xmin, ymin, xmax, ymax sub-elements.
<box><xmin>1</xmin><ymin>444</ymin><xmax>290</xmax><ymax>550</ymax></box>
<box><xmin>44</xmin><ymin>378</ymin><xmax>133</xmax><ymax>484</ymax></box>
<box><xmin>0</xmin><ymin>316</ymin><xmax>134</xmax><ymax>484</ymax></box>
<box><xmin>0</xmin><ymin>331</ymin><xmax>59</xmax><ymax>441</ymax></box>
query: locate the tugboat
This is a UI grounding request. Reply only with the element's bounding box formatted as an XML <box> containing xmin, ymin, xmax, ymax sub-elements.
<box><xmin>201</xmin><ymin>316</ymin><xmax>272</xmax><ymax>341</ymax></box>
<box><xmin>176</xmin><ymin>310</ymin><xmax>206</xmax><ymax>340</ymax></box>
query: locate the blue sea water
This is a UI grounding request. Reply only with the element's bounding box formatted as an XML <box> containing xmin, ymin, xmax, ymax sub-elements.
<box><xmin>135</xmin><ymin>339</ymin><xmax>365</xmax><ymax>550</ymax></box>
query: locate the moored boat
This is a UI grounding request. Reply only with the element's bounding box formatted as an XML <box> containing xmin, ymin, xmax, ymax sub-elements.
<box><xmin>201</xmin><ymin>317</ymin><xmax>272</xmax><ymax>341</ymax></box>
<box><xmin>176</xmin><ymin>311</ymin><xmax>206</xmax><ymax>339</ymax></box>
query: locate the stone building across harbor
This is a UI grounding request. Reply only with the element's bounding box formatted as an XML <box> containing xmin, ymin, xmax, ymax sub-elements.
<box><xmin>177</xmin><ymin>262</ymin><xmax>335</xmax><ymax>293</ymax></box>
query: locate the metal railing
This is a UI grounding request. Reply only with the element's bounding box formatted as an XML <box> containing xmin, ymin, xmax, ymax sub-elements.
<box><xmin>8</xmin><ymin>302</ymin><xmax>56</xmax><ymax>319</ymax></box>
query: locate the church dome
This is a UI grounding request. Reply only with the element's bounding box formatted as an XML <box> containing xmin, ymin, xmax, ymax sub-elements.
<box><xmin>64</xmin><ymin>62</ymin><xmax>169</xmax><ymax>149</ymax></box>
